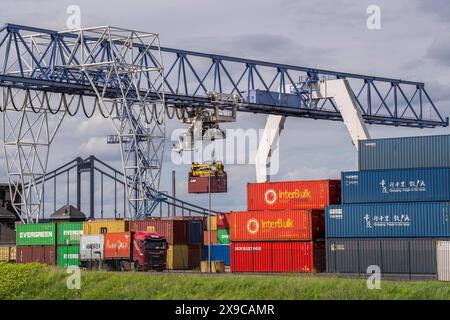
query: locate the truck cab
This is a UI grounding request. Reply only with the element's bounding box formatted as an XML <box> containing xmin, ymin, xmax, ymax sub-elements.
<box><xmin>133</xmin><ymin>231</ymin><xmax>167</xmax><ymax>271</ymax></box>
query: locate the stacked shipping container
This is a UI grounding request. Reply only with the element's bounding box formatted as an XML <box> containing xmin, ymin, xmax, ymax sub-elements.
<box><xmin>326</xmin><ymin>134</ymin><xmax>450</xmax><ymax>275</ymax></box>
<box><xmin>16</xmin><ymin>223</ymin><xmax>56</xmax><ymax>265</ymax></box>
<box><xmin>57</xmin><ymin>222</ymin><xmax>83</xmax><ymax>268</ymax></box>
<box><xmin>230</xmin><ymin>180</ymin><xmax>340</xmax><ymax>273</ymax></box>
<box><xmin>204</xmin><ymin>213</ymin><xmax>231</xmax><ymax>266</ymax></box>
<box><xmin>129</xmin><ymin>218</ymin><xmax>204</xmax><ymax>270</ymax></box>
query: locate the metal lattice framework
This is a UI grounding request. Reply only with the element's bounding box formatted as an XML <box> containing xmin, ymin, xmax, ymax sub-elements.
<box><xmin>0</xmin><ymin>23</ymin><xmax>448</xmax><ymax>222</ymax></box>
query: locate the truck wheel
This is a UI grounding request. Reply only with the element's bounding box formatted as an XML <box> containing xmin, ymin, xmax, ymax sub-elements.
<box><xmin>134</xmin><ymin>261</ymin><xmax>139</xmax><ymax>272</ymax></box>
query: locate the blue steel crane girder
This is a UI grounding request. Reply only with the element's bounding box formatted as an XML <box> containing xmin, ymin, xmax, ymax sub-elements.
<box><xmin>0</xmin><ymin>23</ymin><xmax>447</xmax><ymax>128</ymax></box>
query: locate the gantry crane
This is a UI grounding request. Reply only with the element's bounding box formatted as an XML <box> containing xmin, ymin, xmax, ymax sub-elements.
<box><xmin>0</xmin><ymin>23</ymin><xmax>447</xmax><ymax>222</ymax></box>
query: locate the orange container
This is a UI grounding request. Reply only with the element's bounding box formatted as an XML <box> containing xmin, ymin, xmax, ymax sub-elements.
<box><xmin>104</xmin><ymin>232</ymin><xmax>131</xmax><ymax>259</ymax></box>
<box><xmin>247</xmin><ymin>180</ymin><xmax>340</xmax><ymax>211</ymax></box>
<box><xmin>203</xmin><ymin>230</ymin><xmax>218</xmax><ymax>245</ymax></box>
<box><xmin>230</xmin><ymin>210</ymin><xmax>324</xmax><ymax>242</ymax></box>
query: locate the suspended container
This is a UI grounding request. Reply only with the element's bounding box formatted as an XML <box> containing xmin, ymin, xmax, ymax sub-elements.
<box><xmin>341</xmin><ymin>168</ymin><xmax>450</xmax><ymax>204</ymax></box>
<box><xmin>358</xmin><ymin>135</ymin><xmax>450</xmax><ymax>170</ymax></box>
<box><xmin>247</xmin><ymin>180</ymin><xmax>341</xmax><ymax>211</ymax></box>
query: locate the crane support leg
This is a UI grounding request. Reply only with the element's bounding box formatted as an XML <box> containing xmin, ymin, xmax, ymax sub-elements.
<box><xmin>255</xmin><ymin>115</ymin><xmax>286</xmax><ymax>183</ymax></box>
<box><xmin>315</xmin><ymin>79</ymin><xmax>371</xmax><ymax>147</ymax></box>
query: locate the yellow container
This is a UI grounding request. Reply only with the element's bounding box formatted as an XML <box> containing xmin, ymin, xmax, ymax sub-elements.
<box><xmin>167</xmin><ymin>244</ymin><xmax>189</xmax><ymax>270</ymax></box>
<box><xmin>204</xmin><ymin>216</ymin><xmax>217</xmax><ymax>231</ymax></box>
<box><xmin>83</xmin><ymin>219</ymin><xmax>129</xmax><ymax>235</ymax></box>
<box><xmin>200</xmin><ymin>260</ymin><xmax>225</xmax><ymax>273</ymax></box>
<box><xmin>10</xmin><ymin>246</ymin><xmax>16</xmax><ymax>261</ymax></box>
<box><xmin>0</xmin><ymin>246</ymin><xmax>15</xmax><ymax>262</ymax></box>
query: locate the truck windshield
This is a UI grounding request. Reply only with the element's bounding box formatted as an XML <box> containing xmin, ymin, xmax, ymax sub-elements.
<box><xmin>144</xmin><ymin>240</ymin><xmax>167</xmax><ymax>250</ymax></box>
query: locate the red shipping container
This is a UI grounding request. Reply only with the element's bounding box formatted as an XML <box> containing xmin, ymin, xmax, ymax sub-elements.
<box><xmin>16</xmin><ymin>246</ymin><xmax>56</xmax><ymax>265</ymax></box>
<box><xmin>247</xmin><ymin>180</ymin><xmax>341</xmax><ymax>211</ymax></box>
<box><xmin>230</xmin><ymin>241</ymin><xmax>325</xmax><ymax>273</ymax></box>
<box><xmin>104</xmin><ymin>232</ymin><xmax>131</xmax><ymax>259</ymax></box>
<box><xmin>129</xmin><ymin>219</ymin><xmax>189</xmax><ymax>244</ymax></box>
<box><xmin>203</xmin><ymin>230</ymin><xmax>218</xmax><ymax>245</ymax></box>
<box><xmin>188</xmin><ymin>175</ymin><xmax>227</xmax><ymax>193</ymax></box>
<box><xmin>216</xmin><ymin>213</ymin><xmax>230</xmax><ymax>229</ymax></box>
<box><xmin>230</xmin><ymin>210</ymin><xmax>324</xmax><ymax>242</ymax></box>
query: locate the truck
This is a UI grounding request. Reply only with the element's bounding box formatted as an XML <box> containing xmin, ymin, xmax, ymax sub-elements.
<box><xmin>103</xmin><ymin>231</ymin><xmax>167</xmax><ymax>271</ymax></box>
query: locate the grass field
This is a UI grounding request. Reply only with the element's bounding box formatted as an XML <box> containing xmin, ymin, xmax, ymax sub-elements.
<box><xmin>0</xmin><ymin>262</ymin><xmax>449</xmax><ymax>300</ymax></box>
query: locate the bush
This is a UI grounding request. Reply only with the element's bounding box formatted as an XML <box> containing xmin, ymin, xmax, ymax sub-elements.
<box><xmin>0</xmin><ymin>262</ymin><xmax>50</xmax><ymax>299</ymax></box>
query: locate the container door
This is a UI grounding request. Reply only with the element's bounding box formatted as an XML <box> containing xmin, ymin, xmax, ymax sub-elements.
<box><xmin>437</xmin><ymin>241</ymin><xmax>450</xmax><ymax>281</ymax></box>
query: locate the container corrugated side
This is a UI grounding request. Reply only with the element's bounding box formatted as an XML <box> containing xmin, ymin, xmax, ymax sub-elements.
<box><xmin>358</xmin><ymin>135</ymin><xmax>450</xmax><ymax>170</ymax></box>
<box><xmin>437</xmin><ymin>241</ymin><xmax>450</xmax><ymax>281</ymax></box>
<box><xmin>167</xmin><ymin>244</ymin><xmax>189</xmax><ymax>270</ymax></box>
<box><xmin>16</xmin><ymin>223</ymin><xmax>56</xmax><ymax>246</ymax></box>
<box><xmin>188</xmin><ymin>220</ymin><xmax>203</xmax><ymax>244</ymax></box>
<box><xmin>57</xmin><ymin>222</ymin><xmax>83</xmax><ymax>245</ymax></box>
<box><xmin>104</xmin><ymin>232</ymin><xmax>131</xmax><ymax>259</ymax></box>
<box><xmin>83</xmin><ymin>220</ymin><xmax>129</xmax><ymax>235</ymax></box>
<box><xmin>230</xmin><ymin>210</ymin><xmax>324</xmax><ymax>242</ymax></box>
<box><xmin>80</xmin><ymin>235</ymin><xmax>104</xmax><ymax>261</ymax></box>
<box><xmin>342</xmin><ymin>168</ymin><xmax>450</xmax><ymax>204</ymax></box>
<box><xmin>230</xmin><ymin>241</ymin><xmax>325</xmax><ymax>273</ymax></box>
<box><xmin>203</xmin><ymin>230</ymin><xmax>218</xmax><ymax>245</ymax></box>
<box><xmin>247</xmin><ymin>180</ymin><xmax>341</xmax><ymax>211</ymax></box>
<box><xmin>217</xmin><ymin>229</ymin><xmax>230</xmax><ymax>244</ymax></box>
<box><xmin>129</xmin><ymin>220</ymin><xmax>189</xmax><ymax>244</ymax></box>
<box><xmin>57</xmin><ymin>245</ymin><xmax>80</xmax><ymax>268</ymax></box>
<box><xmin>0</xmin><ymin>222</ymin><xmax>16</xmax><ymax>244</ymax></box>
<box><xmin>188</xmin><ymin>244</ymin><xmax>202</xmax><ymax>270</ymax></box>
<box><xmin>216</xmin><ymin>213</ymin><xmax>230</xmax><ymax>229</ymax></box>
<box><xmin>326</xmin><ymin>202</ymin><xmax>450</xmax><ymax>238</ymax></box>
<box><xmin>16</xmin><ymin>246</ymin><xmax>56</xmax><ymax>265</ymax></box>
<box><xmin>326</xmin><ymin>238</ymin><xmax>442</xmax><ymax>275</ymax></box>
<box><xmin>203</xmin><ymin>244</ymin><xmax>230</xmax><ymax>266</ymax></box>
<box><xmin>0</xmin><ymin>246</ymin><xmax>16</xmax><ymax>261</ymax></box>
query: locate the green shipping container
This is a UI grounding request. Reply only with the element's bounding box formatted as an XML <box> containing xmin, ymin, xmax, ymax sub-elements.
<box><xmin>16</xmin><ymin>223</ymin><xmax>56</xmax><ymax>246</ymax></box>
<box><xmin>57</xmin><ymin>222</ymin><xmax>83</xmax><ymax>245</ymax></box>
<box><xmin>57</xmin><ymin>245</ymin><xmax>80</xmax><ymax>268</ymax></box>
<box><xmin>217</xmin><ymin>229</ymin><xmax>230</xmax><ymax>244</ymax></box>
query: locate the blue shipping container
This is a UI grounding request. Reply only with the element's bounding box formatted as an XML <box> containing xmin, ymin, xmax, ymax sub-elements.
<box><xmin>326</xmin><ymin>202</ymin><xmax>450</xmax><ymax>238</ymax></box>
<box><xmin>342</xmin><ymin>168</ymin><xmax>450</xmax><ymax>204</ymax></box>
<box><xmin>358</xmin><ymin>135</ymin><xmax>450</xmax><ymax>170</ymax></box>
<box><xmin>203</xmin><ymin>245</ymin><xmax>230</xmax><ymax>266</ymax></box>
<box><xmin>188</xmin><ymin>220</ymin><xmax>204</xmax><ymax>244</ymax></box>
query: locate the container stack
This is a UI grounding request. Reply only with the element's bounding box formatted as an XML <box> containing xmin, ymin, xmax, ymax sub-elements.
<box><xmin>203</xmin><ymin>213</ymin><xmax>231</xmax><ymax>267</ymax></box>
<box><xmin>230</xmin><ymin>180</ymin><xmax>341</xmax><ymax>273</ymax></box>
<box><xmin>0</xmin><ymin>209</ymin><xmax>16</xmax><ymax>263</ymax></box>
<box><xmin>57</xmin><ymin>222</ymin><xmax>83</xmax><ymax>268</ymax></box>
<box><xmin>129</xmin><ymin>218</ymin><xmax>203</xmax><ymax>270</ymax></box>
<box><xmin>16</xmin><ymin>223</ymin><xmax>56</xmax><ymax>265</ymax></box>
<box><xmin>326</xmin><ymin>134</ymin><xmax>450</xmax><ymax>275</ymax></box>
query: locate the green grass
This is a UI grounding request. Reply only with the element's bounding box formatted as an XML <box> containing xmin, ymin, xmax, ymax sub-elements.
<box><xmin>0</xmin><ymin>262</ymin><xmax>449</xmax><ymax>300</ymax></box>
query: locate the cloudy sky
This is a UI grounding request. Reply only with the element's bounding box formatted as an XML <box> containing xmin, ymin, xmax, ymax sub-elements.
<box><xmin>0</xmin><ymin>0</ymin><xmax>449</xmax><ymax>217</ymax></box>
